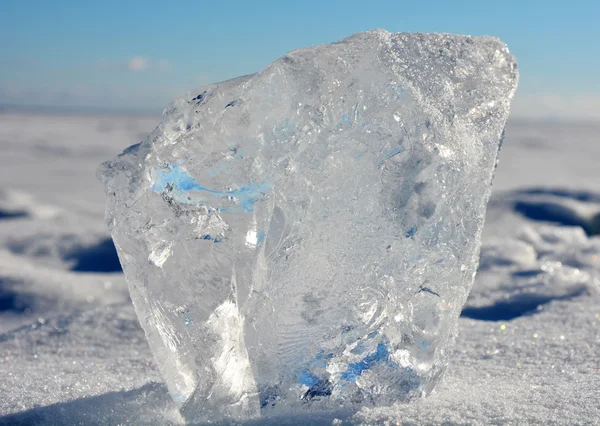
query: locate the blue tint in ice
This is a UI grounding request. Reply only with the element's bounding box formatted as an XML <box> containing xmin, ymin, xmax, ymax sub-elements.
<box><xmin>151</xmin><ymin>164</ymin><xmax>269</xmax><ymax>212</ymax></box>
<box><xmin>297</xmin><ymin>351</ymin><xmax>331</xmax><ymax>386</ymax></box>
<box><xmin>341</xmin><ymin>343</ymin><xmax>390</xmax><ymax>382</ymax></box>
<box><xmin>295</xmin><ymin>343</ymin><xmax>391</xmax><ymax>388</ymax></box>
<box><xmin>297</xmin><ymin>370</ymin><xmax>320</xmax><ymax>387</ymax></box>
<box><xmin>151</xmin><ymin>164</ymin><xmax>204</xmax><ymax>192</ymax></box>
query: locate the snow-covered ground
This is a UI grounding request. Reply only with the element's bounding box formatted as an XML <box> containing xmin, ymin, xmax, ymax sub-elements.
<box><xmin>0</xmin><ymin>111</ymin><xmax>598</xmax><ymax>425</ymax></box>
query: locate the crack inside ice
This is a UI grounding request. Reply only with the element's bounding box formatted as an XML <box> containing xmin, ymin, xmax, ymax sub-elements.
<box><xmin>148</xmin><ymin>241</ymin><xmax>173</xmax><ymax>268</ymax></box>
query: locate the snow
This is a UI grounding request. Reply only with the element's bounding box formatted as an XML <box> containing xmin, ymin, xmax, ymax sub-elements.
<box><xmin>0</xmin><ymin>111</ymin><xmax>599</xmax><ymax>425</ymax></box>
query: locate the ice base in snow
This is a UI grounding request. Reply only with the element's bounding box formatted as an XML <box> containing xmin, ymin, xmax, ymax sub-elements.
<box><xmin>99</xmin><ymin>30</ymin><xmax>518</xmax><ymax>422</ymax></box>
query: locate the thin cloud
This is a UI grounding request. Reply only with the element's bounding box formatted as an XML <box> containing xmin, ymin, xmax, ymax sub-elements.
<box><xmin>94</xmin><ymin>57</ymin><xmax>172</xmax><ymax>73</ymax></box>
<box><xmin>125</xmin><ymin>56</ymin><xmax>172</xmax><ymax>72</ymax></box>
<box><xmin>127</xmin><ymin>56</ymin><xmax>148</xmax><ymax>72</ymax></box>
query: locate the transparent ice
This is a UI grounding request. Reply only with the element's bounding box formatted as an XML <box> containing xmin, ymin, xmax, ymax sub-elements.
<box><xmin>99</xmin><ymin>30</ymin><xmax>518</xmax><ymax>422</ymax></box>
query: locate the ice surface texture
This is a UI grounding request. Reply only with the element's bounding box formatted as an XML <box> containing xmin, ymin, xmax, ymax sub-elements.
<box><xmin>99</xmin><ymin>30</ymin><xmax>518</xmax><ymax>422</ymax></box>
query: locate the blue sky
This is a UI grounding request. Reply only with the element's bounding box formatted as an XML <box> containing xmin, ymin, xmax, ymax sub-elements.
<box><xmin>1</xmin><ymin>0</ymin><xmax>598</xmax><ymax>119</ymax></box>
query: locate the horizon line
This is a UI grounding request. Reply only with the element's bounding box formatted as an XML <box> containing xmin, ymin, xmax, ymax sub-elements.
<box><xmin>1</xmin><ymin>103</ymin><xmax>599</xmax><ymax>125</ymax></box>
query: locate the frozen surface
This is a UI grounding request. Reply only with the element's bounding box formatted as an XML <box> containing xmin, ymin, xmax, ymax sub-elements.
<box><xmin>0</xmin><ymin>111</ymin><xmax>599</xmax><ymax>424</ymax></box>
<box><xmin>98</xmin><ymin>30</ymin><xmax>517</xmax><ymax>421</ymax></box>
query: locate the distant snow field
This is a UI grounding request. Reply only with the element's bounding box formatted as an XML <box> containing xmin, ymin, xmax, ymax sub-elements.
<box><xmin>0</xmin><ymin>112</ymin><xmax>598</xmax><ymax>425</ymax></box>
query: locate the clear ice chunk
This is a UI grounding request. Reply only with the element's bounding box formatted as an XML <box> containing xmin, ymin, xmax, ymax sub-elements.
<box><xmin>99</xmin><ymin>30</ymin><xmax>518</xmax><ymax>422</ymax></box>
